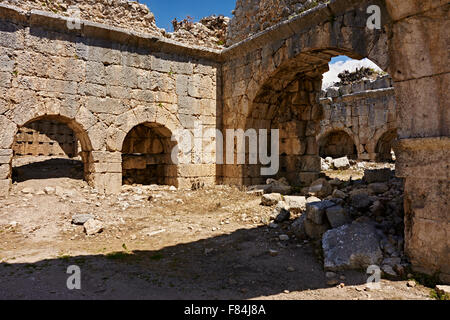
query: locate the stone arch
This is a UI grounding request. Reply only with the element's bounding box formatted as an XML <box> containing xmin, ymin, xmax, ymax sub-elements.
<box><xmin>236</xmin><ymin>43</ymin><xmax>388</xmax><ymax>186</ymax></box>
<box><xmin>121</xmin><ymin>122</ymin><xmax>178</xmax><ymax>187</ymax></box>
<box><xmin>318</xmin><ymin>129</ymin><xmax>358</xmax><ymax>159</ymax></box>
<box><xmin>8</xmin><ymin>114</ymin><xmax>94</xmax><ymax>185</ymax></box>
<box><xmin>375</xmin><ymin>129</ymin><xmax>398</xmax><ymax>162</ymax></box>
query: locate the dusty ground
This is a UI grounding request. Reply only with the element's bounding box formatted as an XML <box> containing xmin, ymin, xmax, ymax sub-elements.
<box><xmin>0</xmin><ymin>157</ymin><xmax>432</xmax><ymax>300</ymax></box>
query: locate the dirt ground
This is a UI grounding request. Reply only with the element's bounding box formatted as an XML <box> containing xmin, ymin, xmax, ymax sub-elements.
<box><xmin>0</xmin><ymin>157</ymin><xmax>432</xmax><ymax>300</ymax></box>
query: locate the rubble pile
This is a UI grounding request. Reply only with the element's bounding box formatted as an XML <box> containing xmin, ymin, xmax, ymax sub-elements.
<box><xmin>2</xmin><ymin>0</ymin><xmax>162</xmax><ymax>37</ymax></box>
<box><xmin>168</xmin><ymin>15</ymin><xmax>230</xmax><ymax>49</ymax></box>
<box><xmin>256</xmin><ymin>164</ymin><xmax>408</xmax><ymax>278</ymax></box>
<box><xmin>335</xmin><ymin>67</ymin><xmax>382</xmax><ymax>86</ymax></box>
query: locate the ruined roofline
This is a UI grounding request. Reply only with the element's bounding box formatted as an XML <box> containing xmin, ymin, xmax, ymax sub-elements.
<box><xmin>0</xmin><ymin>0</ymin><xmax>384</xmax><ymax>63</ymax></box>
<box><xmin>0</xmin><ymin>3</ymin><xmax>223</xmax><ymax>62</ymax></box>
<box><xmin>321</xmin><ymin>75</ymin><xmax>394</xmax><ymax>99</ymax></box>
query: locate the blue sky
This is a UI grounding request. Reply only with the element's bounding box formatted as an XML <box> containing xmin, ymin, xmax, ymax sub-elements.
<box><xmin>141</xmin><ymin>0</ymin><xmax>236</xmax><ymax>31</ymax></box>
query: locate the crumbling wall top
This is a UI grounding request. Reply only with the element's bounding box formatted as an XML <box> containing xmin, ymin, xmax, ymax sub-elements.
<box><xmin>2</xmin><ymin>0</ymin><xmax>163</xmax><ymax>36</ymax></box>
<box><xmin>227</xmin><ymin>0</ymin><xmax>328</xmax><ymax>46</ymax></box>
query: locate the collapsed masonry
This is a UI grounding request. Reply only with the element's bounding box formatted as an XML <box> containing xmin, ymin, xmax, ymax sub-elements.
<box><xmin>0</xmin><ymin>0</ymin><xmax>448</xmax><ymax>282</ymax></box>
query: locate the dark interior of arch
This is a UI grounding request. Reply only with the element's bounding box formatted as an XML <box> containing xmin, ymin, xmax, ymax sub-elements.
<box><xmin>12</xmin><ymin>118</ymin><xmax>84</xmax><ymax>182</ymax></box>
<box><xmin>122</xmin><ymin>123</ymin><xmax>177</xmax><ymax>186</ymax></box>
<box><xmin>376</xmin><ymin>129</ymin><xmax>397</xmax><ymax>162</ymax></box>
<box><xmin>319</xmin><ymin>131</ymin><xmax>358</xmax><ymax>159</ymax></box>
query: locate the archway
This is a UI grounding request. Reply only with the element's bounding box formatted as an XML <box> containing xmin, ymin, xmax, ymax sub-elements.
<box><xmin>11</xmin><ymin>115</ymin><xmax>93</xmax><ymax>183</ymax></box>
<box><xmin>318</xmin><ymin>130</ymin><xmax>358</xmax><ymax>160</ymax></box>
<box><xmin>122</xmin><ymin>123</ymin><xmax>178</xmax><ymax>187</ymax></box>
<box><xmin>376</xmin><ymin>129</ymin><xmax>397</xmax><ymax>162</ymax></box>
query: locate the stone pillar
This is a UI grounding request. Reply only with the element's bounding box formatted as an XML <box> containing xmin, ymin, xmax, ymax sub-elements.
<box><xmin>0</xmin><ymin>149</ymin><xmax>13</xmax><ymax>197</ymax></box>
<box><xmin>386</xmin><ymin>0</ymin><xmax>449</xmax><ymax>283</ymax></box>
<box><xmin>86</xmin><ymin>151</ymin><xmax>122</xmax><ymax>195</ymax></box>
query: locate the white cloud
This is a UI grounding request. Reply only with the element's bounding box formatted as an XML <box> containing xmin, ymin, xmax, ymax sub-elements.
<box><xmin>322</xmin><ymin>58</ymin><xmax>382</xmax><ymax>89</ymax></box>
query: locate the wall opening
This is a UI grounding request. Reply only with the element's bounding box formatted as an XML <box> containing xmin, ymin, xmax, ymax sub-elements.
<box><xmin>318</xmin><ymin>130</ymin><xmax>357</xmax><ymax>159</ymax></box>
<box><xmin>376</xmin><ymin>129</ymin><xmax>397</xmax><ymax>163</ymax></box>
<box><xmin>12</xmin><ymin>118</ymin><xmax>85</xmax><ymax>182</ymax></box>
<box><xmin>122</xmin><ymin>123</ymin><xmax>177</xmax><ymax>187</ymax></box>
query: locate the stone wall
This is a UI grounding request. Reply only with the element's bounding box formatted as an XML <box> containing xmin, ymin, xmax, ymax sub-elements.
<box><xmin>0</xmin><ymin>4</ymin><xmax>221</xmax><ymax>195</ymax></box>
<box><xmin>319</xmin><ymin>76</ymin><xmax>397</xmax><ymax>161</ymax></box>
<box><xmin>227</xmin><ymin>0</ymin><xmax>328</xmax><ymax>45</ymax></box>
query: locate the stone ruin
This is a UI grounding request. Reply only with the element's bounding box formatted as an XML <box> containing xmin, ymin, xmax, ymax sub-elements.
<box><xmin>319</xmin><ymin>74</ymin><xmax>396</xmax><ymax>162</ymax></box>
<box><xmin>0</xmin><ymin>0</ymin><xmax>448</xmax><ymax>282</ymax></box>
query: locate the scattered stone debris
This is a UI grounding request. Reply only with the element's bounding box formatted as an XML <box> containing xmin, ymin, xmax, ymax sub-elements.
<box><xmin>72</xmin><ymin>214</ymin><xmax>95</xmax><ymax>226</ymax></box>
<box><xmin>84</xmin><ymin>219</ymin><xmax>103</xmax><ymax>236</ymax></box>
<box><xmin>169</xmin><ymin>15</ymin><xmax>230</xmax><ymax>49</ymax></box>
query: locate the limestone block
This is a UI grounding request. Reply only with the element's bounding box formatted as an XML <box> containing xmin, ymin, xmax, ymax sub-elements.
<box><xmin>0</xmin><ymin>164</ymin><xmax>10</xmax><ymax>179</ymax></box>
<box><xmin>0</xmin><ymin>72</ymin><xmax>12</xmax><ymax>88</ymax></box>
<box><xmin>0</xmin><ymin>179</ymin><xmax>11</xmax><ymax>197</ymax></box>
<box><xmin>0</xmin><ymin>116</ymin><xmax>16</xmax><ymax>149</ymax></box>
<box><xmin>0</xmin><ymin>149</ymin><xmax>13</xmax><ymax>164</ymax></box>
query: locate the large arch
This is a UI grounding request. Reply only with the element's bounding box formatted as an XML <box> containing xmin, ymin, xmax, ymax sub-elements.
<box><xmin>121</xmin><ymin>122</ymin><xmax>178</xmax><ymax>187</ymax></box>
<box><xmin>375</xmin><ymin>129</ymin><xmax>398</xmax><ymax>162</ymax></box>
<box><xmin>13</xmin><ymin>115</ymin><xmax>94</xmax><ymax>182</ymax></box>
<box><xmin>0</xmin><ymin>110</ymin><xmax>96</xmax><ymax>197</ymax></box>
<box><xmin>318</xmin><ymin>129</ymin><xmax>358</xmax><ymax>160</ymax></box>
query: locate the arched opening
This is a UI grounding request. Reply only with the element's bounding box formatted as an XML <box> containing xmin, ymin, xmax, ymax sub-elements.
<box><xmin>12</xmin><ymin>116</ymin><xmax>91</xmax><ymax>183</ymax></box>
<box><xmin>122</xmin><ymin>123</ymin><xmax>177</xmax><ymax>187</ymax></box>
<box><xmin>376</xmin><ymin>129</ymin><xmax>398</xmax><ymax>163</ymax></box>
<box><xmin>318</xmin><ymin>130</ymin><xmax>357</xmax><ymax>159</ymax></box>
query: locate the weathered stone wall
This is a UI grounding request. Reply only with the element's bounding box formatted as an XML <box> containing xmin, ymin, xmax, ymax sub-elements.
<box><xmin>385</xmin><ymin>0</ymin><xmax>449</xmax><ymax>283</ymax></box>
<box><xmin>227</xmin><ymin>0</ymin><xmax>328</xmax><ymax>46</ymax></box>
<box><xmin>0</xmin><ymin>4</ymin><xmax>221</xmax><ymax>195</ymax></box>
<box><xmin>319</xmin><ymin>76</ymin><xmax>397</xmax><ymax>161</ymax></box>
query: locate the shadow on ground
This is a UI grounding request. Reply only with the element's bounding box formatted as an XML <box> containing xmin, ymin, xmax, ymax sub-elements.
<box><xmin>12</xmin><ymin>158</ymin><xmax>84</xmax><ymax>183</ymax></box>
<box><xmin>0</xmin><ymin>224</ymin><xmax>373</xmax><ymax>300</ymax></box>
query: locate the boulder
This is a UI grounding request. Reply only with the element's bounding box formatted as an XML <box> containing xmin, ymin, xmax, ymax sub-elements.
<box><xmin>284</xmin><ymin>196</ymin><xmax>307</xmax><ymax>214</ymax></box>
<box><xmin>326</xmin><ymin>205</ymin><xmax>351</xmax><ymax>228</ymax></box>
<box><xmin>267</xmin><ymin>178</ymin><xmax>292</xmax><ymax>195</ymax></box>
<box><xmin>322</xmin><ymin>222</ymin><xmax>383</xmax><ymax>271</ymax></box>
<box><xmin>305</xmin><ymin>219</ymin><xmax>330</xmax><ymax>240</ymax></box>
<box><xmin>309</xmin><ymin>178</ymin><xmax>333</xmax><ymax>198</ymax></box>
<box><xmin>72</xmin><ymin>214</ymin><xmax>95</xmax><ymax>225</ymax></box>
<box><xmin>368</xmin><ymin>183</ymin><xmax>389</xmax><ymax>195</ymax></box>
<box><xmin>321</xmin><ymin>158</ymin><xmax>330</xmax><ymax>171</ymax></box>
<box><xmin>275</xmin><ymin>208</ymin><xmax>290</xmax><ymax>223</ymax></box>
<box><xmin>332</xmin><ymin>189</ymin><xmax>346</xmax><ymax>199</ymax></box>
<box><xmin>351</xmin><ymin>192</ymin><xmax>372</xmax><ymax>210</ymax></box>
<box><xmin>332</xmin><ymin>157</ymin><xmax>351</xmax><ymax>170</ymax></box>
<box><xmin>306</xmin><ymin>200</ymin><xmax>335</xmax><ymax>225</ymax></box>
<box><xmin>291</xmin><ymin>215</ymin><xmax>307</xmax><ymax>240</ymax></box>
<box><xmin>84</xmin><ymin>219</ymin><xmax>103</xmax><ymax>235</ymax></box>
<box><xmin>363</xmin><ymin>169</ymin><xmax>392</xmax><ymax>183</ymax></box>
<box><xmin>261</xmin><ymin>193</ymin><xmax>283</xmax><ymax>206</ymax></box>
